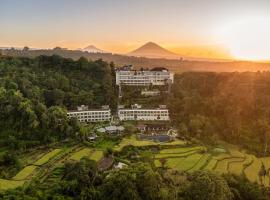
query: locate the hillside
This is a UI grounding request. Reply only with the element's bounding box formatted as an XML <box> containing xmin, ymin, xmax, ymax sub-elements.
<box><xmin>1</xmin><ymin>48</ymin><xmax>270</xmax><ymax>73</ymax></box>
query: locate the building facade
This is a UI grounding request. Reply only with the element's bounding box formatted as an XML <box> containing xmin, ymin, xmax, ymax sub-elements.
<box><xmin>67</xmin><ymin>105</ymin><xmax>111</xmax><ymax>122</ymax></box>
<box><xmin>141</xmin><ymin>89</ymin><xmax>160</xmax><ymax>96</ymax></box>
<box><xmin>115</xmin><ymin>67</ymin><xmax>174</xmax><ymax>86</ymax></box>
<box><xmin>118</xmin><ymin>104</ymin><xmax>169</xmax><ymax>121</ymax></box>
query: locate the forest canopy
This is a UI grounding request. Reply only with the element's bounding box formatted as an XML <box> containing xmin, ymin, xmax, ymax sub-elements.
<box><xmin>169</xmin><ymin>72</ymin><xmax>270</xmax><ymax>155</ymax></box>
<box><xmin>0</xmin><ymin>55</ymin><xmax>117</xmax><ymax>150</ymax></box>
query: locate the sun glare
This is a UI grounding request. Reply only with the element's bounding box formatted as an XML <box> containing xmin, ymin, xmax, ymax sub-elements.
<box><xmin>220</xmin><ymin>16</ymin><xmax>270</xmax><ymax>61</ymax></box>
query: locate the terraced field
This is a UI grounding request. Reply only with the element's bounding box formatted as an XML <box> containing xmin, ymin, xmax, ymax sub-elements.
<box><xmin>2</xmin><ymin>136</ymin><xmax>270</xmax><ymax>191</ymax></box>
<box><xmin>34</xmin><ymin>149</ymin><xmax>62</xmax><ymax>166</ymax></box>
<box><xmin>152</xmin><ymin>143</ymin><xmax>269</xmax><ymax>186</ymax></box>
<box><xmin>154</xmin><ymin>147</ymin><xmax>207</xmax><ymax>171</ymax></box>
<box><xmin>0</xmin><ymin>179</ymin><xmax>24</xmax><ymax>190</ymax></box>
<box><xmin>244</xmin><ymin>156</ymin><xmax>261</xmax><ymax>183</ymax></box>
<box><xmin>0</xmin><ymin>148</ymin><xmax>65</xmax><ymax>191</ymax></box>
<box><xmin>228</xmin><ymin>155</ymin><xmax>252</xmax><ymax>175</ymax></box>
<box><xmin>215</xmin><ymin>157</ymin><xmax>244</xmax><ymax>174</ymax></box>
<box><xmin>90</xmin><ymin>150</ymin><xmax>103</xmax><ymax>161</ymax></box>
<box><xmin>12</xmin><ymin>165</ymin><xmax>37</xmax><ymax>180</ymax></box>
<box><xmin>70</xmin><ymin>148</ymin><xmax>94</xmax><ymax>161</ymax></box>
<box><xmin>69</xmin><ymin>148</ymin><xmax>103</xmax><ymax>162</ymax></box>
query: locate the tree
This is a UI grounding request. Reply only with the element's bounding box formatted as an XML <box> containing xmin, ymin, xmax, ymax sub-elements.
<box><xmin>100</xmin><ymin>163</ymin><xmax>168</xmax><ymax>200</ymax></box>
<box><xmin>255</xmin><ymin>118</ymin><xmax>270</xmax><ymax>154</ymax></box>
<box><xmin>23</xmin><ymin>46</ymin><xmax>29</xmax><ymax>51</ymax></box>
<box><xmin>159</xmin><ymin>158</ymin><xmax>167</xmax><ymax>168</ymax></box>
<box><xmin>224</xmin><ymin>174</ymin><xmax>267</xmax><ymax>200</ymax></box>
<box><xmin>100</xmin><ymin>167</ymin><xmax>140</xmax><ymax>200</ymax></box>
<box><xmin>184</xmin><ymin>171</ymin><xmax>232</xmax><ymax>200</ymax></box>
<box><xmin>258</xmin><ymin>163</ymin><xmax>267</xmax><ymax>185</ymax></box>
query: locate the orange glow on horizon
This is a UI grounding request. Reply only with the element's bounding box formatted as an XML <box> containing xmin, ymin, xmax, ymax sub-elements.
<box><xmin>219</xmin><ymin>16</ymin><xmax>270</xmax><ymax>61</ymax></box>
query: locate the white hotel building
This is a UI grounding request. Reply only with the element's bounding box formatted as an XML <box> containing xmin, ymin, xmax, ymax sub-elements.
<box><xmin>115</xmin><ymin>67</ymin><xmax>174</xmax><ymax>86</ymax></box>
<box><xmin>67</xmin><ymin>105</ymin><xmax>111</xmax><ymax>123</ymax></box>
<box><xmin>118</xmin><ymin>104</ymin><xmax>170</xmax><ymax>121</ymax></box>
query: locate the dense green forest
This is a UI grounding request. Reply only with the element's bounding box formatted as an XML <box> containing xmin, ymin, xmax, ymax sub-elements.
<box><xmin>170</xmin><ymin>72</ymin><xmax>270</xmax><ymax>155</ymax></box>
<box><xmin>2</xmin><ymin>54</ymin><xmax>270</xmax><ymax>155</ymax></box>
<box><xmin>0</xmin><ymin>55</ymin><xmax>117</xmax><ymax>151</ymax></box>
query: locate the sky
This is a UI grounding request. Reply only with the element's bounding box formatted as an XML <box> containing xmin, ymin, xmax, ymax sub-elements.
<box><xmin>1</xmin><ymin>0</ymin><xmax>270</xmax><ymax>60</ymax></box>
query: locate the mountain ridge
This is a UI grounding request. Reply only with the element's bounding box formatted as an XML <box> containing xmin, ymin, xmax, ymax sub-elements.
<box><xmin>79</xmin><ymin>45</ymin><xmax>108</xmax><ymax>53</ymax></box>
<box><xmin>127</xmin><ymin>42</ymin><xmax>182</xmax><ymax>59</ymax></box>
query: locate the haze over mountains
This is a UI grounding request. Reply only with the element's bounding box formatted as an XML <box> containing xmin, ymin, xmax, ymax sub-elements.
<box><xmin>1</xmin><ymin>42</ymin><xmax>232</xmax><ymax>61</ymax></box>
<box><xmin>78</xmin><ymin>45</ymin><xmax>108</xmax><ymax>53</ymax></box>
<box><xmin>76</xmin><ymin>42</ymin><xmax>182</xmax><ymax>59</ymax></box>
<box><xmin>2</xmin><ymin>44</ymin><xmax>270</xmax><ymax>73</ymax></box>
<box><xmin>78</xmin><ymin>42</ymin><xmax>231</xmax><ymax>61</ymax></box>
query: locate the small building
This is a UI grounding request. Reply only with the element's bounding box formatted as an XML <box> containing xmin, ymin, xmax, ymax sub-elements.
<box><xmin>118</xmin><ymin>105</ymin><xmax>125</xmax><ymax>109</ymax></box>
<box><xmin>98</xmin><ymin>157</ymin><xmax>114</xmax><ymax>171</ymax></box>
<box><xmin>131</xmin><ymin>104</ymin><xmax>142</xmax><ymax>109</ymax></box>
<box><xmin>114</xmin><ymin>162</ymin><xmax>127</xmax><ymax>169</ymax></box>
<box><xmin>137</xmin><ymin>123</ymin><xmax>169</xmax><ymax>133</ymax></box>
<box><xmin>97</xmin><ymin>128</ymin><xmax>106</xmax><ymax>133</ymax></box>
<box><xmin>97</xmin><ymin>126</ymin><xmax>125</xmax><ymax>134</ymax></box>
<box><xmin>141</xmin><ymin>89</ymin><xmax>160</xmax><ymax>96</ymax></box>
<box><xmin>137</xmin><ymin>124</ymin><xmax>147</xmax><ymax>132</ymax></box>
<box><xmin>88</xmin><ymin>134</ymin><xmax>98</xmax><ymax>141</ymax></box>
<box><xmin>67</xmin><ymin>105</ymin><xmax>111</xmax><ymax>122</ymax></box>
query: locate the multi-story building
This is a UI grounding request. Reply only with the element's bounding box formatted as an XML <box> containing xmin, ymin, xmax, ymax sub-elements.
<box><xmin>118</xmin><ymin>104</ymin><xmax>169</xmax><ymax>121</ymax></box>
<box><xmin>67</xmin><ymin>105</ymin><xmax>111</xmax><ymax>122</ymax></box>
<box><xmin>115</xmin><ymin>66</ymin><xmax>174</xmax><ymax>86</ymax></box>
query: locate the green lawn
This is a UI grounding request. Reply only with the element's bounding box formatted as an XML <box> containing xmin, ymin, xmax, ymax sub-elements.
<box><xmin>70</xmin><ymin>148</ymin><xmax>93</xmax><ymax>161</ymax></box>
<box><xmin>95</xmin><ymin>140</ymin><xmax>119</xmax><ymax>150</ymax></box>
<box><xmin>0</xmin><ymin>179</ymin><xmax>25</xmax><ymax>190</ymax></box>
<box><xmin>114</xmin><ymin>135</ymin><xmax>185</xmax><ymax>151</ymax></box>
<box><xmin>34</xmin><ymin>149</ymin><xmax>62</xmax><ymax>166</ymax></box>
<box><xmin>12</xmin><ymin>165</ymin><xmax>37</xmax><ymax>180</ymax></box>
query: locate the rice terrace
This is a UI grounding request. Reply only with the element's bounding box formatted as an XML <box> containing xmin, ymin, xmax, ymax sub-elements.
<box><xmin>1</xmin><ymin>134</ymin><xmax>270</xmax><ymax>191</ymax></box>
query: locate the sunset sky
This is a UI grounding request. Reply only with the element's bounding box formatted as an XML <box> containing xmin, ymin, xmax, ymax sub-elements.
<box><xmin>1</xmin><ymin>0</ymin><xmax>270</xmax><ymax>60</ymax></box>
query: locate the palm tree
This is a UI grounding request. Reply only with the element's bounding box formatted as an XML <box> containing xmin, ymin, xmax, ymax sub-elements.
<box><xmin>259</xmin><ymin>163</ymin><xmax>267</xmax><ymax>185</ymax></box>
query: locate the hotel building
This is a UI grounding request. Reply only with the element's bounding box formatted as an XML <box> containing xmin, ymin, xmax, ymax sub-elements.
<box><xmin>67</xmin><ymin>105</ymin><xmax>111</xmax><ymax>122</ymax></box>
<box><xmin>115</xmin><ymin>66</ymin><xmax>174</xmax><ymax>86</ymax></box>
<box><xmin>118</xmin><ymin>104</ymin><xmax>169</xmax><ymax>121</ymax></box>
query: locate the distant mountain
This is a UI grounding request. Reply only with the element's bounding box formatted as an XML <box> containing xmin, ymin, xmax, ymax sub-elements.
<box><xmin>2</xmin><ymin>48</ymin><xmax>270</xmax><ymax>73</ymax></box>
<box><xmin>79</xmin><ymin>45</ymin><xmax>108</xmax><ymax>53</ymax></box>
<box><xmin>127</xmin><ymin>42</ymin><xmax>182</xmax><ymax>59</ymax></box>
